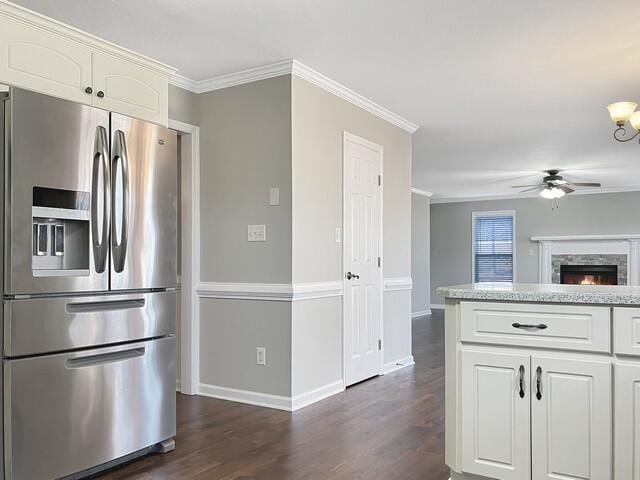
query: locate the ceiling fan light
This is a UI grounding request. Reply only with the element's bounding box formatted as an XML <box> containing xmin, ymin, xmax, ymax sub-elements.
<box><xmin>540</xmin><ymin>186</ymin><xmax>565</xmax><ymax>199</ymax></box>
<box><xmin>630</xmin><ymin>111</ymin><xmax>640</xmax><ymax>131</ymax></box>
<box><xmin>607</xmin><ymin>102</ymin><xmax>638</xmax><ymax>125</ymax></box>
<box><xmin>540</xmin><ymin>187</ymin><xmax>556</xmax><ymax>199</ymax></box>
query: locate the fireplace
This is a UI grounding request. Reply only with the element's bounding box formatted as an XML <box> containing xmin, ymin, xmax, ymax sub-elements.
<box><xmin>560</xmin><ymin>265</ymin><xmax>618</xmax><ymax>285</ymax></box>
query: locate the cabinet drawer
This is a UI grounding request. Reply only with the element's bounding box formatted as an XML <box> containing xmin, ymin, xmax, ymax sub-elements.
<box><xmin>613</xmin><ymin>307</ymin><xmax>640</xmax><ymax>356</ymax></box>
<box><xmin>460</xmin><ymin>301</ymin><xmax>611</xmax><ymax>353</ymax></box>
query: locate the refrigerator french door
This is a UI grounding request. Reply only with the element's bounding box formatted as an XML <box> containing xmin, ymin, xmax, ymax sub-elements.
<box><xmin>4</xmin><ymin>89</ymin><xmax>177</xmax><ymax>295</ymax></box>
<box><xmin>2</xmin><ymin>88</ymin><xmax>178</xmax><ymax>480</ymax></box>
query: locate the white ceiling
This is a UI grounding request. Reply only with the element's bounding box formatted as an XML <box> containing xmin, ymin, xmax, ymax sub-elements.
<box><xmin>14</xmin><ymin>0</ymin><xmax>640</xmax><ymax>199</ymax></box>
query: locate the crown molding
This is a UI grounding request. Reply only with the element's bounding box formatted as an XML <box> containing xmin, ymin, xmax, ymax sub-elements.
<box><xmin>290</xmin><ymin>60</ymin><xmax>419</xmax><ymax>133</ymax></box>
<box><xmin>430</xmin><ymin>185</ymin><xmax>640</xmax><ymax>204</ymax></box>
<box><xmin>170</xmin><ymin>59</ymin><xmax>419</xmax><ymax>134</ymax></box>
<box><xmin>411</xmin><ymin>187</ymin><xmax>433</xmax><ymax>197</ymax></box>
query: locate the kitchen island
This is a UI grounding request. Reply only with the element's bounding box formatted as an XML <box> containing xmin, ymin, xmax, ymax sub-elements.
<box><xmin>438</xmin><ymin>282</ymin><xmax>640</xmax><ymax>480</ymax></box>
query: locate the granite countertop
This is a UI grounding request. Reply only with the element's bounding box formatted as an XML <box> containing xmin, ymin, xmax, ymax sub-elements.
<box><xmin>436</xmin><ymin>283</ymin><xmax>640</xmax><ymax>305</ymax></box>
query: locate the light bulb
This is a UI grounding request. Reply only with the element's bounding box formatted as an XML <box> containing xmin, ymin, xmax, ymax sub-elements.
<box><xmin>607</xmin><ymin>102</ymin><xmax>638</xmax><ymax>125</ymax></box>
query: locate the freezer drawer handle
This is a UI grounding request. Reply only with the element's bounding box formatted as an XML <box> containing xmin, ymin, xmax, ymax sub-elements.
<box><xmin>66</xmin><ymin>347</ymin><xmax>145</xmax><ymax>369</ymax></box>
<box><xmin>66</xmin><ymin>298</ymin><xmax>145</xmax><ymax>313</ymax></box>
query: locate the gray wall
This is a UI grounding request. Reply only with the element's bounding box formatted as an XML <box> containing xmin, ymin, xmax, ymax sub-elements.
<box><xmin>411</xmin><ymin>193</ymin><xmax>430</xmax><ymax>315</ymax></box>
<box><xmin>430</xmin><ymin>191</ymin><xmax>640</xmax><ymax>303</ymax></box>
<box><xmin>198</xmin><ymin>76</ymin><xmax>293</xmax><ymax>283</ymax></box>
<box><xmin>168</xmin><ymin>84</ymin><xmax>199</xmax><ymax>126</ymax></box>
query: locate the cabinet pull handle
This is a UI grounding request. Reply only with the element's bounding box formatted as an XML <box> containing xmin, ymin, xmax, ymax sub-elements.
<box><xmin>512</xmin><ymin>322</ymin><xmax>548</xmax><ymax>330</ymax></box>
<box><xmin>536</xmin><ymin>366</ymin><xmax>543</xmax><ymax>400</ymax></box>
<box><xmin>97</xmin><ymin>90</ymin><xmax>105</xmax><ymax>98</ymax></box>
<box><xmin>85</xmin><ymin>86</ymin><xmax>93</xmax><ymax>94</ymax></box>
<box><xmin>518</xmin><ymin>365</ymin><xmax>525</xmax><ymax>398</ymax></box>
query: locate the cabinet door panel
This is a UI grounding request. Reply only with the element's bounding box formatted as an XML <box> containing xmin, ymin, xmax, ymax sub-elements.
<box><xmin>615</xmin><ymin>364</ymin><xmax>640</xmax><ymax>480</ymax></box>
<box><xmin>531</xmin><ymin>356</ymin><xmax>611</xmax><ymax>480</ymax></box>
<box><xmin>0</xmin><ymin>15</ymin><xmax>92</xmax><ymax>104</ymax></box>
<box><xmin>461</xmin><ymin>350</ymin><xmax>530</xmax><ymax>480</ymax></box>
<box><xmin>92</xmin><ymin>52</ymin><xmax>167</xmax><ymax>125</ymax></box>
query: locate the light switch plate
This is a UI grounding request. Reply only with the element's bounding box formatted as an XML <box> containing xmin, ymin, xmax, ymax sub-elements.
<box><xmin>269</xmin><ymin>187</ymin><xmax>280</xmax><ymax>206</ymax></box>
<box><xmin>248</xmin><ymin>224</ymin><xmax>266</xmax><ymax>242</ymax></box>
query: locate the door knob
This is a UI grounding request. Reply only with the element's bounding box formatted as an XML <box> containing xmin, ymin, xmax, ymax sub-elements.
<box><xmin>346</xmin><ymin>272</ymin><xmax>360</xmax><ymax>280</ymax></box>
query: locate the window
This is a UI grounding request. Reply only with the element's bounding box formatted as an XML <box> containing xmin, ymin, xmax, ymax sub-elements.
<box><xmin>472</xmin><ymin>211</ymin><xmax>515</xmax><ymax>283</ymax></box>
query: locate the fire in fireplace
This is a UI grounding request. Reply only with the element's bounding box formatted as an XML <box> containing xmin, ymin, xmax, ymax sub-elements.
<box><xmin>560</xmin><ymin>265</ymin><xmax>618</xmax><ymax>285</ymax></box>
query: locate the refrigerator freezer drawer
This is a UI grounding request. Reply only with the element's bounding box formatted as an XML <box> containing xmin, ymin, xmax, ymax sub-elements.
<box><xmin>4</xmin><ymin>337</ymin><xmax>176</xmax><ymax>480</ymax></box>
<box><xmin>3</xmin><ymin>291</ymin><xmax>176</xmax><ymax>357</ymax></box>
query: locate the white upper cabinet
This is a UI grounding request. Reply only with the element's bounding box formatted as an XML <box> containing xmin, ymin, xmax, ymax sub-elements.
<box><xmin>93</xmin><ymin>52</ymin><xmax>167</xmax><ymax>126</ymax></box>
<box><xmin>0</xmin><ymin>2</ymin><xmax>175</xmax><ymax>125</ymax></box>
<box><xmin>0</xmin><ymin>15</ymin><xmax>93</xmax><ymax>105</ymax></box>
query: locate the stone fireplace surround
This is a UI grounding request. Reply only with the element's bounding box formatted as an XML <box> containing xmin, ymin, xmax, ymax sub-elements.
<box><xmin>531</xmin><ymin>234</ymin><xmax>640</xmax><ymax>286</ymax></box>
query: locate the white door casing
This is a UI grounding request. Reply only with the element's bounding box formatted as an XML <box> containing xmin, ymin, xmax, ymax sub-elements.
<box><xmin>343</xmin><ymin>132</ymin><xmax>383</xmax><ymax>387</ymax></box>
<box><xmin>460</xmin><ymin>350</ymin><xmax>531</xmax><ymax>480</ymax></box>
<box><xmin>531</xmin><ymin>356</ymin><xmax>612</xmax><ymax>480</ymax></box>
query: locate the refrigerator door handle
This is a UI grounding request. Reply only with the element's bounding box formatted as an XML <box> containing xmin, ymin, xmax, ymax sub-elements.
<box><xmin>91</xmin><ymin>125</ymin><xmax>110</xmax><ymax>273</ymax></box>
<box><xmin>111</xmin><ymin>129</ymin><xmax>129</xmax><ymax>273</ymax></box>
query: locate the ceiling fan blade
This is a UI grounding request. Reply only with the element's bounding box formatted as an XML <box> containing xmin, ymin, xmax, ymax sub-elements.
<box><xmin>569</xmin><ymin>182</ymin><xmax>601</xmax><ymax>188</ymax></box>
<box><xmin>558</xmin><ymin>185</ymin><xmax>574</xmax><ymax>194</ymax></box>
<box><xmin>519</xmin><ymin>186</ymin><xmax>544</xmax><ymax>193</ymax></box>
<box><xmin>511</xmin><ymin>184</ymin><xmax>545</xmax><ymax>188</ymax></box>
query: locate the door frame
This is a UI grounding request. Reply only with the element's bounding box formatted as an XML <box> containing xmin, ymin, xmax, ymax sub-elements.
<box><xmin>169</xmin><ymin>119</ymin><xmax>200</xmax><ymax>396</ymax></box>
<box><xmin>342</xmin><ymin>131</ymin><xmax>384</xmax><ymax>385</ymax></box>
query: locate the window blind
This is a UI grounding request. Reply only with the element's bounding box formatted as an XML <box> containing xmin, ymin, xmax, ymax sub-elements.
<box><xmin>473</xmin><ymin>214</ymin><xmax>514</xmax><ymax>283</ymax></box>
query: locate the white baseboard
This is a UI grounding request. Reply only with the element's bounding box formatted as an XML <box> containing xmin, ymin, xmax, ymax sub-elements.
<box><xmin>199</xmin><ymin>383</ymin><xmax>292</xmax><ymax>411</ymax></box>
<box><xmin>383</xmin><ymin>355</ymin><xmax>415</xmax><ymax>374</ymax></box>
<box><xmin>291</xmin><ymin>380</ymin><xmax>344</xmax><ymax>411</ymax></box>
<box><xmin>198</xmin><ymin>379</ymin><xmax>345</xmax><ymax>412</ymax></box>
<box><xmin>430</xmin><ymin>303</ymin><xmax>445</xmax><ymax>310</ymax></box>
<box><xmin>411</xmin><ymin>309</ymin><xmax>431</xmax><ymax>318</ymax></box>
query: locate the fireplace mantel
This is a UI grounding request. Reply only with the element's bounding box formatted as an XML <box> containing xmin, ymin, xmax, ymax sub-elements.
<box><xmin>531</xmin><ymin>234</ymin><xmax>640</xmax><ymax>285</ymax></box>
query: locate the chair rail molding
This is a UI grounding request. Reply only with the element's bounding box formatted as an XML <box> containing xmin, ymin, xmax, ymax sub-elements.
<box><xmin>196</xmin><ymin>281</ymin><xmax>343</xmax><ymax>301</ymax></box>
<box><xmin>383</xmin><ymin>277</ymin><xmax>413</xmax><ymax>292</ymax></box>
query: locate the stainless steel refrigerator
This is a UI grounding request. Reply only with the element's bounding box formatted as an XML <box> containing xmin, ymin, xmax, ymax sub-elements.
<box><xmin>0</xmin><ymin>88</ymin><xmax>177</xmax><ymax>479</ymax></box>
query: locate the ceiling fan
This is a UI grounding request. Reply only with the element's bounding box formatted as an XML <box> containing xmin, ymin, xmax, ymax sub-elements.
<box><xmin>511</xmin><ymin>169</ymin><xmax>601</xmax><ymax>199</ymax></box>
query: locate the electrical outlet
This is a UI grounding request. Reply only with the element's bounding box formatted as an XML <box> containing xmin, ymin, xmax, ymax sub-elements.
<box><xmin>256</xmin><ymin>347</ymin><xmax>266</xmax><ymax>366</ymax></box>
<box><xmin>335</xmin><ymin>227</ymin><xmax>341</xmax><ymax>243</ymax></box>
<box><xmin>529</xmin><ymin>248</ymin><xmax>535</xmax><ymax>256</ymax></box>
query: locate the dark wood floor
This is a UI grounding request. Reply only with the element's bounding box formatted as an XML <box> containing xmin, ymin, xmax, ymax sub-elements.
<box><xmin>97</xmin><ymin>311</ymin><xmax>447</xmax><ymax>480</ymax></box>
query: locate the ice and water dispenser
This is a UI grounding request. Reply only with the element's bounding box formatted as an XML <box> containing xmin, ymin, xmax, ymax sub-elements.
<box><xmin>32</xmin><ymin>187</ymin><xmax>91</xmax><ymax>276</ymax></box>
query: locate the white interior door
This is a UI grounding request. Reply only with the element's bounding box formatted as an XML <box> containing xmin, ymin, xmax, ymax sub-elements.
<box><xmin>531</xmin><ymin>356</ymin><xmax>612</xmax><ymax>480</ymax></box>
<box><xmin>460</xmin><ymin>350</ymin><xmax>531</xmax><ymax>480</ymax></box>
<box><xmin>343</xmin><ymin>132</ymin><xmax>382</xmax><ymax>387</ymax></box>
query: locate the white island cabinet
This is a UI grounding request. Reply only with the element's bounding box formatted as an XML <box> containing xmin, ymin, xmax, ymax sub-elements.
<box><xmin>0</xmin><ymin>1</ymin><xmax>175</xmax><ymax>125</ymax></box>
<box><xmin>439</xmin><ymin>283</ymin><xmax>640</xmax><ymax>480</ymax></box>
